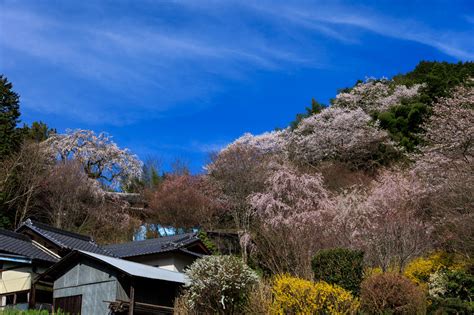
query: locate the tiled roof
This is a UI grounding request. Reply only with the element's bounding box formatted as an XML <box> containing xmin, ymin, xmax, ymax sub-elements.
<box><xmin>0</xmin><ymin>229</ymin><xmax>58</xmax><ymax>263</ymax></box>
<box><xmin>16</xmin><ymin>219</ymin><xmax>112</xmax><ymax>256</ymax></box>
<box><xmin>103</xmin><ymin>233</ymin><xmax>200</xmax><ymax>258</ymax></box>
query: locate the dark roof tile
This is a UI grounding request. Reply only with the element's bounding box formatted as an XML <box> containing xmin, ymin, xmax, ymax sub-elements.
<box><xmin>0</xmin><ymin>229</ymin><xmax>58</xmax><ymax>263</ymax></box>
<box><xmin>104</xmin><ymin>233</ymin><xmax>200</xmax><ymax>258</ymax></box>
<box><xmin>16</xmin><ymin>219</ymin><xmax>112</xmax><ymax>256</ymax></box>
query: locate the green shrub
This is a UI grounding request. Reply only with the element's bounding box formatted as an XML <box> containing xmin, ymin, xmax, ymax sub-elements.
<box><xmin>360</xmin><ymin>273</ymin><xmax>426</xmax><ymax>315</ymax></box>
<box><xmin>0</xmin><ymin>310</ymin><xmax>67</xmax><ymax>315</ymax></box>
<box><xmin>312</xmin><ymin>248</ymin><xmax>364</xmax><ymax>295</ymax></box>
<box><xmin>428</xmin><ymin>268</ymin><xmax>474</xmax><ymax>314</ymax></box>
<box><xmin>197</xmin><ymin>230</ymin><xmax>218</xmax><ymax>254</ymax></box>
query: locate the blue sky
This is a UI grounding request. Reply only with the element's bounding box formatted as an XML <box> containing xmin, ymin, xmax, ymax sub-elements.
<box><xmin>1</xmin><ymin>0</ymin><xmax>473</xmax><ymax>173</ymax></box>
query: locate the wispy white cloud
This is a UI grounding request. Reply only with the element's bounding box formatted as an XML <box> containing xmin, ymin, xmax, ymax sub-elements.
<box><xmin>0</xmin><ymin>2</ymin><xmax>327</xmax><ymax>124</ymax></box>
<box><xmin>0</xmin><ymin>1</ymin><xmax>472</xmax><ymax>126</ymax></box>
<box><xmin>237</xmin><ymin>1</ymin><xmax>474</xmax><ymax>60</ymax></box>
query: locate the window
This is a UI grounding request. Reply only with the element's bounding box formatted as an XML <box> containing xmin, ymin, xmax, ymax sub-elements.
<box><xmin>0</xmin><ymin>291</ymin><xmax>29</xmax><ymax>306</ymax></box>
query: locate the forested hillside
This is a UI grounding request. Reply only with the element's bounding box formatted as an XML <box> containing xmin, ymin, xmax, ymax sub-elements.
<box><xmin>1</xmin><ymin>61</ymin><xmax>473</xmax><ymax>313</ymax></box>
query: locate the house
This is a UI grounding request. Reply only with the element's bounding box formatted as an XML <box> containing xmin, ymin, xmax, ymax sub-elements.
<box><xmin>103</xmin><ymin>232</ymin><xmax>210</xmax><ymax>272</ymax></box>
<box><xmin>0</xmin><ymin>229</ymin><xmax>58</xmax><ymax>310</ymax></box>
<box><xmin>1</xmin><ymin>219</ymin><xmax>210</xmax><ymax>313</ymax></box>
<box><xmin>38</xmin><ymin>250</ymin><xmax>187</xmax><ymax>315</ymax></box>
<box><xmin>15</xmin><ymin>219</ymin><xmax>111</xmax><ymax>257</ymax></box>
<box><xmin>1</xmin><ymin>219</ymin><xmax>111</xmax><ymax>310</ymax></box>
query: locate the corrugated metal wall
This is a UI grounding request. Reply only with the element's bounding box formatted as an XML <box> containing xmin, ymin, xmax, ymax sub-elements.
<box><xmin>54</xmin><ymin>260</ymin><xmax>121</xmax><ymax>315</ymax></box>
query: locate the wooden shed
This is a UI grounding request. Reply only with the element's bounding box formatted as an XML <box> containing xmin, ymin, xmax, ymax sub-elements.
<box><xmin>38</xmin><ymin>250</ymin><xmax>187</xmax><ymax>315</ymax></box>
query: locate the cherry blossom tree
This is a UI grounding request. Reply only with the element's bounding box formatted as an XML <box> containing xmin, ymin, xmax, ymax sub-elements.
<box><xmin>421</xmin><ymin>85</ymin><xmax>473</xmax><ymax>164</ymax></box>
<box><xmin>289</xmin><ymin>107</ymin><xmax>397</xmax><ymax>170</ymax></box>
<box><xmin>359</xmin><ymin>170</ymin><xmax>432</xmax><ymax>271</ymax></box>
<box><xmin>249</xmin><ymin>163</ymin><xmax>330</xmax><ymax>227</ymax></box>
<box><xmin>414</xmin><ymin>85</ymin><xmax>474</xmax><ymax>257</ymax></box>
<box><xmin>333</xmin><ymin>78</ymin><xmax>423</xmax><ymax>113</ymax></box>
<box><xmin>223</xmin><ymin>130</ymin><xmax>289</xmax><ymax>155</ymax></box>
<box><xmin>249</xmin><ymin>163</ymin><xmax>333</xmax><ymax>278</ymax></box>
<box><xmin>327</xmin><ymin>170</ymin><xmax>432</xmax><ymax>271</ymax></box>
<box><xmin>46</xmin><ymin>129</ymin><xmax>142</xmax><ymax>189</ymax></box>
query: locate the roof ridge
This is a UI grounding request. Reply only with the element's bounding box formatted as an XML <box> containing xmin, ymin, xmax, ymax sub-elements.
<box><xmin>104</xmin><ymin>232</ymin><xmax>197</xmax><ymax>248</ymax></box>
<box><xmin>0</xmin><ymin>229</ymin><xmax>32</xmax><ymax>242</ymax></box>
<box><xmin>23</xmin><ymin>219</ymin><xmax>93</xmax><ymax>242</ymax></box>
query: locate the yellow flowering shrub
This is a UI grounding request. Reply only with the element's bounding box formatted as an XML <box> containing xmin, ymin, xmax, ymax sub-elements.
<box><xmin>404</xmin><ymin>251</ymin><xmax>467</xmax><ymax>288</ymax></box>
<box><xmin>271</xmin><ymin>274</ymin><xmax>359</xmax><ymax>314</ymax></box>
<box><xmin>364</xmin><ymin>267</ymin><xmax>383</xmax><ymax>279</ymax></box>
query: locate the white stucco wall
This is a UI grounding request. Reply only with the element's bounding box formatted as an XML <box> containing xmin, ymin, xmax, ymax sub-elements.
<box><xmin>128</xmin><ymin>252</ymin><xmax>195</xmax><ymax>272</ymax></box>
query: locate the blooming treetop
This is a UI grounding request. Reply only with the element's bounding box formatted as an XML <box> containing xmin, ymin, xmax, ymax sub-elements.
<box><xmin>333</xmin><ymin>79</ymin><xmax>423</xmax><ymax>112</ymax></box>
<box><xmin>46</xmin><ymin>129</ymin><xmax>143</xmax><ymax>189</ymax></box>
<box><xmin>422</xmin><ymin>85</ymin><xmax>473</xmax><ymax>163</ymax></box>
<box><xmin>289</xmin><ymin>107</ymin><xmax>395</xmax><ymax>168</ymax></box>
<box><xmin>220</xmin><ymin>130</ymin><xmax>289</xmax><ymax>155</ymax></box>
<box><xmin>413</xmin><ymin>85</ymin><xmax>474</xmax><ymax>191</ymax></box>
<box><xmin>249</xmin><ymin>163</ymin><xmax>330</xmax><ymax>227</ymax></box>
<box><xmin>351</xmin><ymin>170</ymin><xmax>430</xmax><ymax>270</ymax></box>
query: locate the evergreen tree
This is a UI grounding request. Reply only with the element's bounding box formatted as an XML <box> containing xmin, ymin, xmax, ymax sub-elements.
<box><xmin>20</xmin><ymin>121</ymin><xmax>56</xmax><ymax>142</ymax></box>
<box><xmin>290</xmin><ymin>98</ymin><xmax>327</xmax><ymax>129</ymax></box>
<box><xmin>0</xmin><ymin>75</ymin><xmax>21</xmax><ymax>158</ymax></box>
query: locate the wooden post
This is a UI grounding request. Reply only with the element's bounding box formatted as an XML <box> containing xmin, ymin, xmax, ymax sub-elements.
<box><xmin>129</xmin><ymin>279</ymin><xmax>135</xmax><ymax>315</ymax></box>
<box><xmin>29</xmin><ymin>282</ymin><xmax>36</xmax><ymax>309</ymax></box>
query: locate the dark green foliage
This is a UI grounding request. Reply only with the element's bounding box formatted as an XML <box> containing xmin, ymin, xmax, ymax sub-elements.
<box><xmin>429</xmin><ymin>297</ymin><xmax>474</xmax><ymax>315</ymax></box>
<box><xmin>312</xmin><ymin>248</ymin><xmax>364</xmax><ymax>295</ymax></box>
<box><xmin>0</xmin><ymin>75</ymin><xmax>21</xmax><ymax>158</ymax></box>
<box><xmin>0</xmin><ymin>75</ymin><xmax>21</xmax><ymax>228</ymax></box>
<box><xmin>429</xmin><ymin>269</ymin><xmax>474</xmax><ymax>314</ymax></box>
<box><xmin>198</xmin><ymin>230</ymin><xmax>218</xmax><ymax>254</ymax></box>
<box><xmin>122</xmin><ymin>158</ymin><xmax>163</xmax><ymax>193</ymax></box>
<box><xmin>20</xmin><ymin>121</ymin><xmax>56</xmax><ymax>142</ymax></box>
<box><xmin>0</xmin><ymin>215</ymin><xmax>11</xmax><ymax>229</ymax></box>
<box><xmin>375</xmin><ymin>101</ymin><xmax>429</xmax><ymax>151</ymax></box>
<box><xmin>378</xmin><ymin>61</ymin><xmax>473</xmax><ymax>151</ymax></box>
<box><xmin>393</xmin><ymin>61</ymin><xmax>474</xmax><ymax>102</ymax></box>
<box><xmin>290</xmin><ymin>98</ymin><xmax>327</xmax><ymax>129</ymax></box>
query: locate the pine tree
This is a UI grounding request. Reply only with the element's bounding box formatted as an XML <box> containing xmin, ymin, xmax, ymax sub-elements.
<box><xmin>0</xmin><ymin>75</ymin><xmax>21</xmax><ymax>158</ymax></box>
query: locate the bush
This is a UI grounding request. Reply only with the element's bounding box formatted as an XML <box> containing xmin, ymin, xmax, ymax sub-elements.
<box><xmin>312</xmin><ymin>248</ymin><xmax>364</xmax><ymax>295</ymax></box>
<box><xmin>404</xmin><ymin>252</ymin><xmax>444</xmax><ymax>288</ymax></box>
<box><xmin>0</xmin><ymin>311</ymin><xmax>66</xmax><ymax>315</ymax></box>
<box><xmin>429</xmin><ymin>297</ymin><xmax>474</xmax><ymax>314</ymax></box>
<box><xmin>197</xmin><ymin>230</ymin><xmax>218</xmax><ymax>254</ymax></box>
<box><xmin>404</xmin><ymin>251</ymin><xmax>469</xmax><ymax>293</ymax></box>
<box><xmin>428</xmin><ymin>269</ymin><xmax>474</xmax><ymax>314</ymax></box>
<box><xmin>271</xmin><ymin>274</ymin><xmax>359</xmax><ymax>314</ymax></box>
<box><xmin>182</xmin><ymin>255</ymin><xmax>258</xmax><ymax>314</ymax></box>
<box><xmin>242</xmin><ymin>280</ymin><xmax>273</xmax><ymax>315</ymax></box>
<box><xmin>173</xmin><ymin>292</ymin><xmax>193</xmax><ymax>315</ymax></box>
<box><xmin>360</xmin><ymin>273</ymin><xmax>426</xmax><ymax>314</ymax></box>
